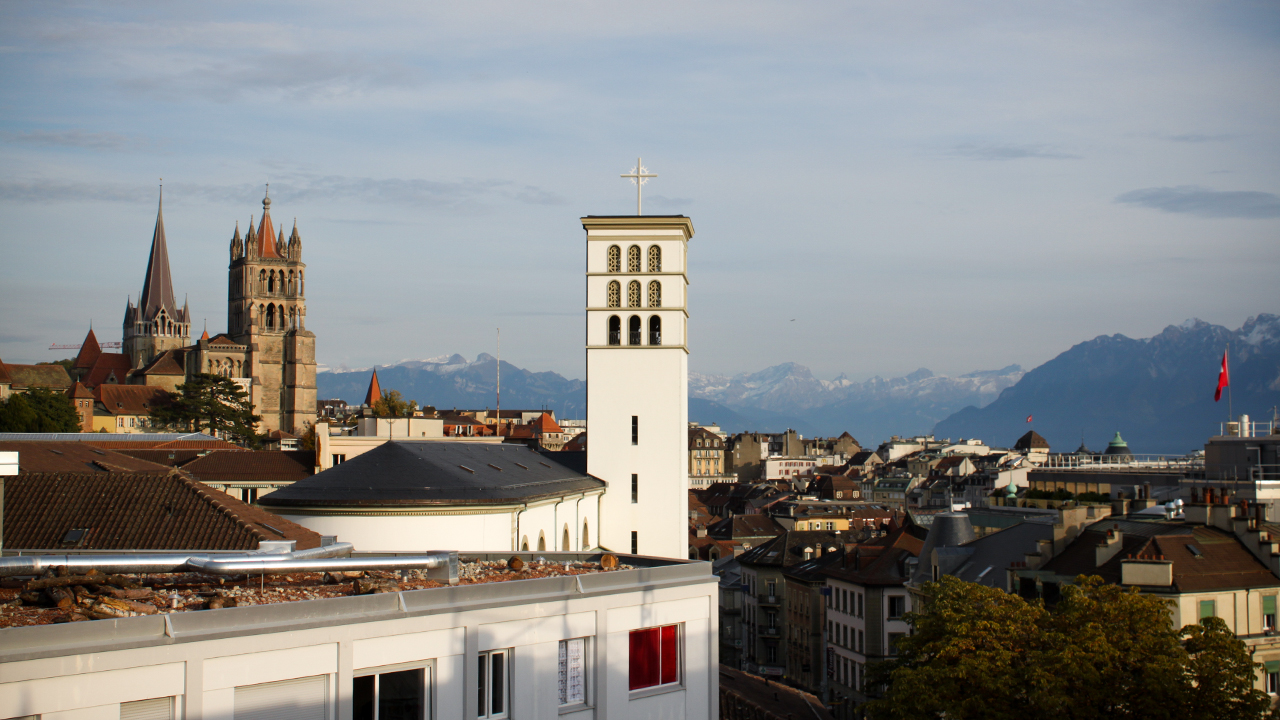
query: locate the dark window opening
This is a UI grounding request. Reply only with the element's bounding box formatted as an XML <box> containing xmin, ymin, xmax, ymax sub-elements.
<box><xmin>649</xmin><ymin>316</ymin><xmax>661</xmax><ymax>346</ymax></box>
<box><xmin>632</xmin><ymin>415</ymin><xmax>638</xmax><ymax>445</ymax></box>
<box><xmin>631</xmin><ymin>531</ymin><xmax>638</xmax><ymax>555</ymax></box>
<box><xmin>628</xmin><ymin>315</ymin><xmax>641</xmax><ymax>345</ymax></box>
<box><xmin>632</xmin><ymin>474</ymin><xmax>638</xmax><ymax>503</ymax></box>
<box><xmin>608</xmin><ymin>315</ymin><xmax>621</xmax><ymax>346</ymax></box>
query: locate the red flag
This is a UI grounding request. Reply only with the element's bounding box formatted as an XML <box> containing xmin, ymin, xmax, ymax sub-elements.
<box><xmin>1215</xmin><ymin>350</ymin><xmax>1230</xmax><ymax>402</ymax></box>
<box><xmin>1026</xmin><ymin>415</ymin><xmax>1033</xmax><ymax>423</ymax></box>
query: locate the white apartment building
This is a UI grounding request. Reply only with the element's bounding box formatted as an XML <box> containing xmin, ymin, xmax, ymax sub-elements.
<box><xmin>0</xmin><ymin>552</ymin><xmax>717</xmax><ymax>720</ymax></box>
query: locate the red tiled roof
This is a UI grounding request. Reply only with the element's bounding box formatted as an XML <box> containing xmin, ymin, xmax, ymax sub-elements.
<box><xmin>179</xmin><ymin>450</ymin><xmax>315</xmax><ymax>484</ymax></box>
<box><xmin>86</xmin><ymin>438</ymin><xmax>243</xmax><ymax>451</ymax></box>
<box><xmin>209</xmin><ymin>334</ymin><xmax>240</xmax><ymax>346</ymax></box>
<box><xmin>365</xmin><ymin>369</ymin><xmax>382</xmax><ymax>407</ymax></box>
<box><xmin>2</xmin><ymin>363</ymin><xmax>72</xmax><ymax>390</ymax></box>
<box><xmin>83</xmin><ymin>352</ymin><xmax>134</xmax><ymax>387</ymax></box>
<box><xmin>0</xmin><ymin>441</ymin><xmax>174</xmax><ymax>474</ymax></box>
<box><xmin>2</xmin><ymin>471</ymin><xmax>322</xmax><ymax>550</ymax></box>
<box><xmin>0</xmin><ymin>358</ymin><xmax>11</xmax><ymax>385</ymax></box>
<box><xmin>563</xmin><ymin>433</ymin><xmax>586</xmax><ymax>451</ymax></box>
<box><xmin>94</xmin><ymin>384</ymin><xmax>169</xmax><ymax>416</ymax></box>
<box><xmin>68</xmin><ymin>381</ymin><xmax>94</xmax><ymax>399</ymax></box>
<box><xmin>257</xmin><ymin>203</ymin><xmax>283</xmax><ymax>258</ymax></box>
<box><xmin>73</xmin><ymin>328</ymin><xmax>102</xmax><ymax>369</ymax></box>
<box><xmin>268</xmin><ymin>429</ymin><xmax>298</xmax><ymax>440</ymax></box>
<box><xmin>138</xmin><ymin>349</ymin><xmax>186</xmax><ymax>376</ymax></box>
<box><xmin>532</xmin><ymin>412</ymin><xmax>562</xmax><ymax>433</ymax></box>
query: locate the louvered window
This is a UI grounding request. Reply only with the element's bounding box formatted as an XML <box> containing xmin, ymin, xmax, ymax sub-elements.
<box><xmin>120</xmin><ymin>699</ymin><xmax>173</xmax><ymax>720</ymax></box>
<box><xmin>235</xmin><ymin>675</ymin><xmax>328</xmax><ymax>720</ymax></box>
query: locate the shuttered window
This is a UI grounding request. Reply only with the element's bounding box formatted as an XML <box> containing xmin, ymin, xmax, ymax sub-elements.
<box><xmin>1265</xmin><ymin>596</ymin><xmax>1277</xmax><ymax>630</ymax></box>
<box><xmin>235</xmin><ymin>675</ymin><xmax>328</xmax><ymax>720</ymax></box>
<box><xmin>121</xmin><ymin>698</ymin><xmax>173</xmax><ymax>720</ymax></box>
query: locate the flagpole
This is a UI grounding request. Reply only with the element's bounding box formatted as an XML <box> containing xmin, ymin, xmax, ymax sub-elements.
<box><xmin>1227</xmin><ymin>341</ymin><xmax>1233</xmax><ymax>423</ymax></box>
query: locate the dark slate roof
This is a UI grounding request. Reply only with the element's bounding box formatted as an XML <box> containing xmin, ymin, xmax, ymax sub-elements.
<box><xmin>536</xmin><ymin>449</ymin><xmax>586</xmax><ymax>474</ymax></box>
<box><xmin>3</xmin><ymin>472</ymin><xmax>321</xmax><ymax>550</ymax></box>
<box><xmin>1015</xmin><ymin>430</ymin><xmax>1050</xmax><ymax>450</ymax></box>
<box><xmin>179</xmin><ymin>450</ymin><xmax>315</xmax><ymax>484</ymax></box>
<box><xmin>258</xmin><ymin>441</ymin><xmax>606</xmax><ymax>509</ymax></box>
<box><xmin>784</xmin><ymin>547</ymin><xmax>848</xmax><ymax>583</ymax></box>
<box><xmin>737</xmin><ymin>530</ymin><xmax>844</xmax><ymax>568</ymax></box>
<box><xmin>953</xmin><ymin>521</ymin><xmax>1055</xmax><ymax>587</ymax></box>
<box><xmin>138</xmin><ymin>193</ymin><xmax>181</xmax><ymax>323</ymax></box>
<box><xmin>823</xmin><ymin>528</ymin><xmax>923</xmax><ymax>586</ymax></box>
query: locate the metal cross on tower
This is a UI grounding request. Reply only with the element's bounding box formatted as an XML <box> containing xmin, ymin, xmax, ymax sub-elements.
<box><xmin>620</xmin><ymin>157</ymin><xmax>657</xmax><ymax>215</ymax></box>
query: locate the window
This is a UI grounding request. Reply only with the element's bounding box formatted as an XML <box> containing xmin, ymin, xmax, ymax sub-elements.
<box><xmin>857</xmin><ymin>592</ymin><xmax>864</xmax><ymax>618</ymax></box>
<box><xmin>1268</xmin><ymin>661</ymin><xmax>1280</xmax><ymax>694</ymax></box>
<box><xmin>477</xmin><ymin>649</ymin><xmax>510</xmax><ymax>719</ymax></box>
<box><xmin>627</xmin><ymin>245</ymin><xmax>641</xmax><ymax>272</ymax></box>
<box><xmin>887</xmin><ymin>596</ymin><xmax>906</xmax><ymax>619</ymax></box>
<box><xmin>629</xmin><ymin>625</ymin><xmax>680</xmax><ymax>691</ymax></box>
<box><xmin>888</xmin><ymin>632</ymin><xmax>904</xmax><ymax>656</ymax></box>
<box><xmin>121</xmin><ymin>697</ymin><xmax>174</xmax><ymax>720</ymax></box>
<box><xmin>1265</xmin><ymin>596</ymin><xmax>1276</xmax><ymax>630</ymax></box>
<box><xmin>631</xmin><ymin>531</ymin><xmax>638</xmax><ymax>555</ymax></box>
<box><xmin>354</xmin><ymin>667</ymin><xmax>428</xmax><ymax>720</ymax></box>
<box><xmin>627</xmin><ymin>281</ymin><xmax>641</xmax><ymax>308</ymax></box>
<box><xmin>236</xmin><ymin>676</ymin><xmax>328</xmax><ymax>720</ymax></box>
<box><xmin>648</xmin><ymin>315</ymin><xmax>661</xmax><ymax>345</ymax></box>
<box><xmin>606</xmin><ymin>281</ymin><xmax>620</xmax><ymax>308</ymax></box>
<box><xmin>857</xmin><ymin>630</ymin><xmax>864</xmax><ymax>654</ymax></box>
<box><xmin>559</xmin><ymin>638</ymin><xmax>588</xmax><ymax>706</ymax></box>
<box><xmin>632</xmin><ymin>415</ymin><xmax>638</xmax><ymax>445</ymax></box>
<box><xmin>647</xmin><ymin>281</ymin><xmax>661</xmax><ymax>308</ymax></box>
<box><xmin>607</xmin><ymin>245</ymin><xmax>621</xmax><ymax>272</ymax></box>
<box><xmin>1199</xmin><ymin>599</ymin><xmax>1217</xmax><ymax>621</ymax></box>
<box><xmin>647</xmin><ymin>245</ymin><xmax>661</xmax><ymax>272</ymax></box>
<box><xmin>631</xmin><ymin>474</ymin><xmax>638</xmax><ymax>503</ymax></box>
<box><xmin>628</xmin><ymin>315</ymin><xmax>641</xmax><ymax>345</ymax></box>
<box><xmin>608</xmin><ymin>315</ymin><xmax>621</xmax><ymax>346</ymax></box>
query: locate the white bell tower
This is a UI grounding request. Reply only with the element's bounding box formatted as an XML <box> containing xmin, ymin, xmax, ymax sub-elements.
<box><xmin>584</xmin><ymin>213</ymin><xmax>692</xmax><ymax>559</ymax></box>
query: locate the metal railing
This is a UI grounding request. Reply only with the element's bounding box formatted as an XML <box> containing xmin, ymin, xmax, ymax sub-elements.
<box><xmin>1041</xmin><ymin>454</ymin><xmax>1200</xmax><ymax>470</ymax></box>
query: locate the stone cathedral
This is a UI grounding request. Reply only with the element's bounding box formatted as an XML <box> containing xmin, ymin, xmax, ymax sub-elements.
<box><xmin>70</xmin><ymin>188</ymin><xmax>317</xmax><ymax>436</ymax></box>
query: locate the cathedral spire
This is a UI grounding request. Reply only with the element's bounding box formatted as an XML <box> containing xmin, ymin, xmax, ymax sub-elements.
<box><xmin>364</xmin><ymin>368</ymin><xmax>383</xmax><ymax>408</ymax></box>
<box><xmin>138</xmin><ymin>188</ymin><xmax>178</xmax><ymax>322</ymax></box>
<box><xmin>256</xmin><ymin>185</ymin><xmax>283</xmax><ymax>258</ymax></box>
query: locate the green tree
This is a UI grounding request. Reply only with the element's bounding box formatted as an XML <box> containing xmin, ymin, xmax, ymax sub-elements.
<box><xmin>371</xmin><ymin>389</ymin><xmax>417</xmax><ymax>417</ymax></box>
<box><xmin>0</xmin><ymin>387</ymin><xmax>81</xmax><ymax>432</ymax></box>
<box><xmin>864</xmin><ymin>576</ymin><xmax>1277</xmax><ymax>720</ymax></box>
<box><xmin>37</xmin><ymin>358</ymin><xmax>74</xmax><ymax>372</ymax></box>
<box><xmin>150</xmin><ymin>373</ymin><xmax>262</xmax><ymax>446</ymax></box>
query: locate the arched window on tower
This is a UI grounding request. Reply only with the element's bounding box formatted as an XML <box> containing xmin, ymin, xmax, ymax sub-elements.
<box><xmin>648</xmin><ymin>245</ymin><xmax>661</xmax><ymax>272</ymax></box>
<box><xmin>299</xmin><ymin>271</ymin><xmax>304</xmax><ymax>295</ymax></box>
<box><xmin>608</xmin><ymin>316</ymin><xmax>621</xmax><ymax>346</ymax></box>
<box><xmin>629</xmin><ymin>315</ymin><xmax>641</xmax><ymax>345</ymax></box>
<box><xmin>627</xmin><ymin>245</ymin><xmax>641</xmax><ymax>272</ymax></box>
<box><xmin>648</xmin><ymin>280</ymin><xmax>661</xmax><ymax>308</ymax></box>
<box><xmin>268</xmin><ymin>271</ymin><xmax>275</xmax><ymax>293</ymax></box>
<box><xmin>259</xmin><ymin>270</ymin><xmax>266</xmax><ymax>291</ymax></box>
<box><xmin>266</xmin><ymin>304</ymin><xmax>276</xmax><ymax>330</ymax></box>
<box><xmin>649</xmin><ymin>316</ymin><xmax>662</xmax><ymax>346</ymax></box>
<box><xmin>607</xmin><ymin>245</ymin><xmax>621</xmax><ymax>273</ymax></box>
<box><xmin>607</xmin><ymin>281</ymin><xmax>621</xmax><ymax>308</ymax></box>
<box><xmin>628</xmin><ymin>280</ymin><xmax>640</xmax><ymax>307</ymax></box>
<box><xmin>289</xmin><ymin>306</ymin><xmax>296</xmax><ymax>329</ymax></box>
<box><xmin>289</xmin><ymin>270</ymin><xmax>296</xmax><ymax>295</ymax></box>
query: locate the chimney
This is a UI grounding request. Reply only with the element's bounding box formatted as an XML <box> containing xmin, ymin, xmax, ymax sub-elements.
<box><xmin>1096</xmin><ymin>528</ymin><xmax>1124</xmax><ymax>567</ymax></box>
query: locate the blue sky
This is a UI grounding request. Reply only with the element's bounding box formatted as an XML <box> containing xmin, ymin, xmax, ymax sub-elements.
<box><xmin>1</xmin><ymin>1</ymin><xmax>1277</xmax><ymax>382</ymax></box>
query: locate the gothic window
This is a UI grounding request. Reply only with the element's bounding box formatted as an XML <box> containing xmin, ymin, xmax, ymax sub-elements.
<box><xmin>259</xmin><ymin>270</ymin><xmax>266</xmax><ymax>291</ymax></box>
<box><xmin>648</xmin><ymin>245</ymin><xmax>661</xmax><ymax>272</ymax></box>
<box><xmin>629</xmin><ymin>315</ymin><xmax>641</xmax><ymax>345</ymax></box>
<box><xmin>649</xmin><ymin>316</ymin><xmax>662</xmax><ymax>346</ymax></box>
<box><xmin>268</xmin><ymin>271</ymin><xmax>275</xmax><ymax>293</ymax></box>
<box><xmin>627</xmin><ymin>245</ymin><xmax>641</xmax><ymax>273</ymax></box>
<box><xmin>648</xmin><ymin>281</ymin><xmax>661</xmax><ymax>308</ymax></box>
<box><xmin>608</xmin><ymin>316</ymin><xmax>621</xmax><ymax>346</ymax></box>
<box><xmin>607</xmin><ymin>245</ymin><xmax>621</xmax><ymax>273</ymax></box>
<box><xmin>582</xmin><ymin>520</ymin><xmax>590</xmax><ymax>549</ymax></box>
<box><xmin>266</xmin><ymin>304</ymin><xmax>276</xmax><ymax>330</ymax></box>
<box><xmin>289</xmin><ymin>270</ymin><xmax>295</xmax><ymax>295</ymax></box>
<box><xmin>607</xmin><ymin>281</ymin><xmax>621</xmax><ymax>308</ymax></box>
<box><xmin>628</xmin><ymin>280</ymin><xmax>641</xmax><ymax>307</ymax></box>
<box><xmin>289</xmin><ymin>306</ymin><xmax>296</xmax><ymax>328</ymax></box>
<box><xmin>299</xmin><ymin>271</ymin><xmax>304</xmax><ymax>295</ymax></box>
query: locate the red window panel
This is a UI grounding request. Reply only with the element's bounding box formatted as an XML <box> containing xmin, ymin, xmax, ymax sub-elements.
<box><xmin>660</xmin><ymin>625</ymin><xmax>679</xmax><ymax>685</ymax></box>
<box><xmin>630</xmin><ymin>624</ymin><xmax>681</xmax><ymax>691</ymax></box>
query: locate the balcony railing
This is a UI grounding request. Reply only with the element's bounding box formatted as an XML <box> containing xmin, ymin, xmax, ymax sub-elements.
<box><xmin>1041</xmin><ymin>454</ymin><xmax>1200</xmax><ymax>470</ymax></box>
<box><xmin>758</xmin><ymin>594</ymin><xmax>780</xmax><ymax>606</ymax></box>
<box><xmin>629</xmin><ymin>331</ymin><xmax>641</xmax><ymax>345</ymax></box>
<box><xmin>649</xmin><ymin>332</ymin><xmax>661</xmax><ymax>346</ymax></box>
<box><xmin>608</xmin><ymin>331</ymin><xmax>620</xmax><ymax>346</ymax></box>
<box><xmin>759</xmin><ymin>626</ymin><xmax>780</xmax><ymax>638</ymax></box>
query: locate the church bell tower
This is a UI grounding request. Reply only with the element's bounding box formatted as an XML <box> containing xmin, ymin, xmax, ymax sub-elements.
<box><xmin>584</xmin><ymin>214</ymin><xmax>691</xmax><ymax>559</ymax></box>
<box><xmin>227</xmin><ymin>188</ymin><xmax>317</xmax><ymax>435</ymax></box>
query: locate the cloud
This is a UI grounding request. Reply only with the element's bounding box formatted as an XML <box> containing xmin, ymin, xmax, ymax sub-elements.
<box><xmin>1166</xmin><ymin>133</ymin><xmax>1235</xmax><ymax>143</ymax></box>
<box><xmin>1114</xmin><ymin>186</ymin><xmax>1280</xmax><ymax>219</ymax></box>
<box><xmin>0</xmin><ymin>130</ymin><xmax>151</xmax><ymax>150</ymax></box>
<box><xmin>949</xmin><ymin>143</ymin><xmax>1082</xmax><ymax>161</ymax></box>
<box><xmin>0</xmin><ymin>173</ymin><xmax>566</xmax><ymax>209</ymax></box>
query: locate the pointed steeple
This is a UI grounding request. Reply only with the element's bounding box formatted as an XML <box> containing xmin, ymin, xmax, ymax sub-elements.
<box><xmin>230</xmin><ymin>221</ymin><xmax>243</xmax><ymax>260</ymax></box>
<box><xmin>74</xmin><ymin>328</ymin><xmax>102</xmax><ymax>370</ymax></box>
<box><xmin>256</xmin><ymin>186</ymin><xmax>283</xmax><ymax>258</ymax></box>
<box><xmin>138</xmin><ymin>188</ymin><xmax>178</xmax><ymax>322</ymax></box>
<box><xmin>365</xmin><ymin>368</ymin><xmax>383</xmax><ymax>407</ymax></box>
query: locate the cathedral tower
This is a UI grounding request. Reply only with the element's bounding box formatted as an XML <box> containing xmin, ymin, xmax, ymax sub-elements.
<box><xmin>227</xmin><ymin>189</ymin><xmax>317</xmax><ymax>435</ymax></box>
<box><xmin>584</xmin><ymin>215</ymin><xmax>692</xmax><ymax>558</ymax></box>
<box><xmin>123</xmin><ymin>190</ymin><xmax>190</xmax><ymax>369</ymax></box>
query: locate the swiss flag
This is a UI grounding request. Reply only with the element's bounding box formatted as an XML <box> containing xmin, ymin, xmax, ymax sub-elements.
<box><xmin>1026</xmin><ymin>415</ymin><xmax>1033</xmax><ymax>423</ymax></box>
<box><xmin>1215</xmin><ymin>350</ymin><xmax>1230</xmax><ymax>402</ymax></box>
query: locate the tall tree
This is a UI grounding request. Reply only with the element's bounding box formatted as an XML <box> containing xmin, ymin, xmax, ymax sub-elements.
<box><xmin>864</xmin><ymin>575</ymin><xmax>1277</xmax><ymax>720</ymax></box>
<box><xmin>371</xmin><ymin>389</ymin><xmax>417</xmax><ymax>417</ymax></box>
<box><xmin>0</xmin><ymin>387</ymin><xmax>81</xmax><ymax>432</ymax></box>
<box><xmin>150</xmin><ymin>373</ymin><xmax>262</xmax><ymax>446</ymax></box>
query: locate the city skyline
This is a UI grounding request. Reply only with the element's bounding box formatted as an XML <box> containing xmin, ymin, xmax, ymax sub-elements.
<box><xmin>1</xmin><ymin>1</ymin><xmax>1277</xmax><ymax>382</ymax></box>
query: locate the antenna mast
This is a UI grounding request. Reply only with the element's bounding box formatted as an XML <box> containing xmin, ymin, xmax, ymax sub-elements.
<box><xmin>496</xmin><ymin>328</ymin><xmax>501</xmax><ymax>437</ymax></box>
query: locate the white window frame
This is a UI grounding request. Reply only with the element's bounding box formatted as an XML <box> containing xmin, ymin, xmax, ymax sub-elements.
<box><xmin>558</xmin><ymin>637</ymin><xmax>591</xmax><ymax>709</ymax></box>
<box><xmin>354</xmin><ymin>660</ymin><xmax>434</xmax><ymax>720</ymax></box>
<box><xmin>477</xmin><ymin>649</ymin><xmax>511</xmax><ymax>719</ymax></box>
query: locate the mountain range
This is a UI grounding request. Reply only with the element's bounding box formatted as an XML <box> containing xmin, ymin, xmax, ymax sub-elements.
<box><xmin>315</xmin><ymin>314</ymin><xmax>1280</xmax><ymax>456</ymax></box>
<box><xmin>933</xmin><ymin>314</ymin><xmax>1280</xmax><ymax>456</ymax></box>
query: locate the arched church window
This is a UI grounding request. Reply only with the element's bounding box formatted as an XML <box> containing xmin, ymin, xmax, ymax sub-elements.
<box><xmin>607</xmin><ymin>245</ymin><xmax>621</xmax><ymax>273</ymax></box>
<box><xmin>649</xmin><ymin>315</ymin><xmax>662</xmax><ymax>346</ymax></box>
<box><xmin>538</xmin><ymin>532</ymin><xmax>547</xmax><ymax>552</ymax></box>
<box><xmin>629</xmin><ymin>315</ymin><xmax>641</xmax><ymax>346</ymax></box>
<box><xmin>648</xmin><ymin>280</ymin><xmax>661</xmax><ymax>308</ymax></box>
<box><xmin>607</xmin><ymin>281</ymin><xmax>620</xmax><ymax>308</ymax></box>
<box><xmin>582</xmin><ymin>520</ymin><xmax>590</xmax><ymax>549</ymax></box>
<box><xmin>259</xmin><ymin>270</ymin><xmax>266</xmax><ymax>291</ymax></box>
<box><xmin>648</xmin><ymin>245</ymin><xmax>661</xmax><ymax>272</ymax></box>
<box><xmin>299</xmin><ymin>271</ymin><xmax>304</xmax><ymax>295</ymax></box>
<box><xmin>268</xmin><ymin>271</ymin><xmax>275</xmax><ymax>293</ymax></box>
<box><xmin>289</xmin><ymin>271</ymin><xmax>296</xmax><ymax>295</ymax></box>
<box><xmin>627</xmin><ymin>245</ymin><xmax>641</xmax><ymax>272</ymax></box>
<box><xmin>289</xmin><ymin>307</ymin><xmax>296</xmax><ymax>329</ymax></box>
<box><xmin>562</xmin><ymin>525</ymin><xmax>570</xmax><ymax>551</ymax></box>
<box><xmin>608</xmin><ymin>316</ymin><xmax>621</xmax><ymax>346</ymax></box>
<box><xmin>628</xmin><ymin>280</ymin><xmax>640</xmax><ymax>307</ymax></box>
<box><xmin>266</xmin><ymin>304</ymin><xmax>276</xmax><ymax>330</ymax></box>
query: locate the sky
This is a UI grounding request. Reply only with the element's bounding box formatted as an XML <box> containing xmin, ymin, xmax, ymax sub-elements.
<box><xmin>1</xmin><ymin>1</ymin><xmax>1277</xmax><ymax>383</ymax></box>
